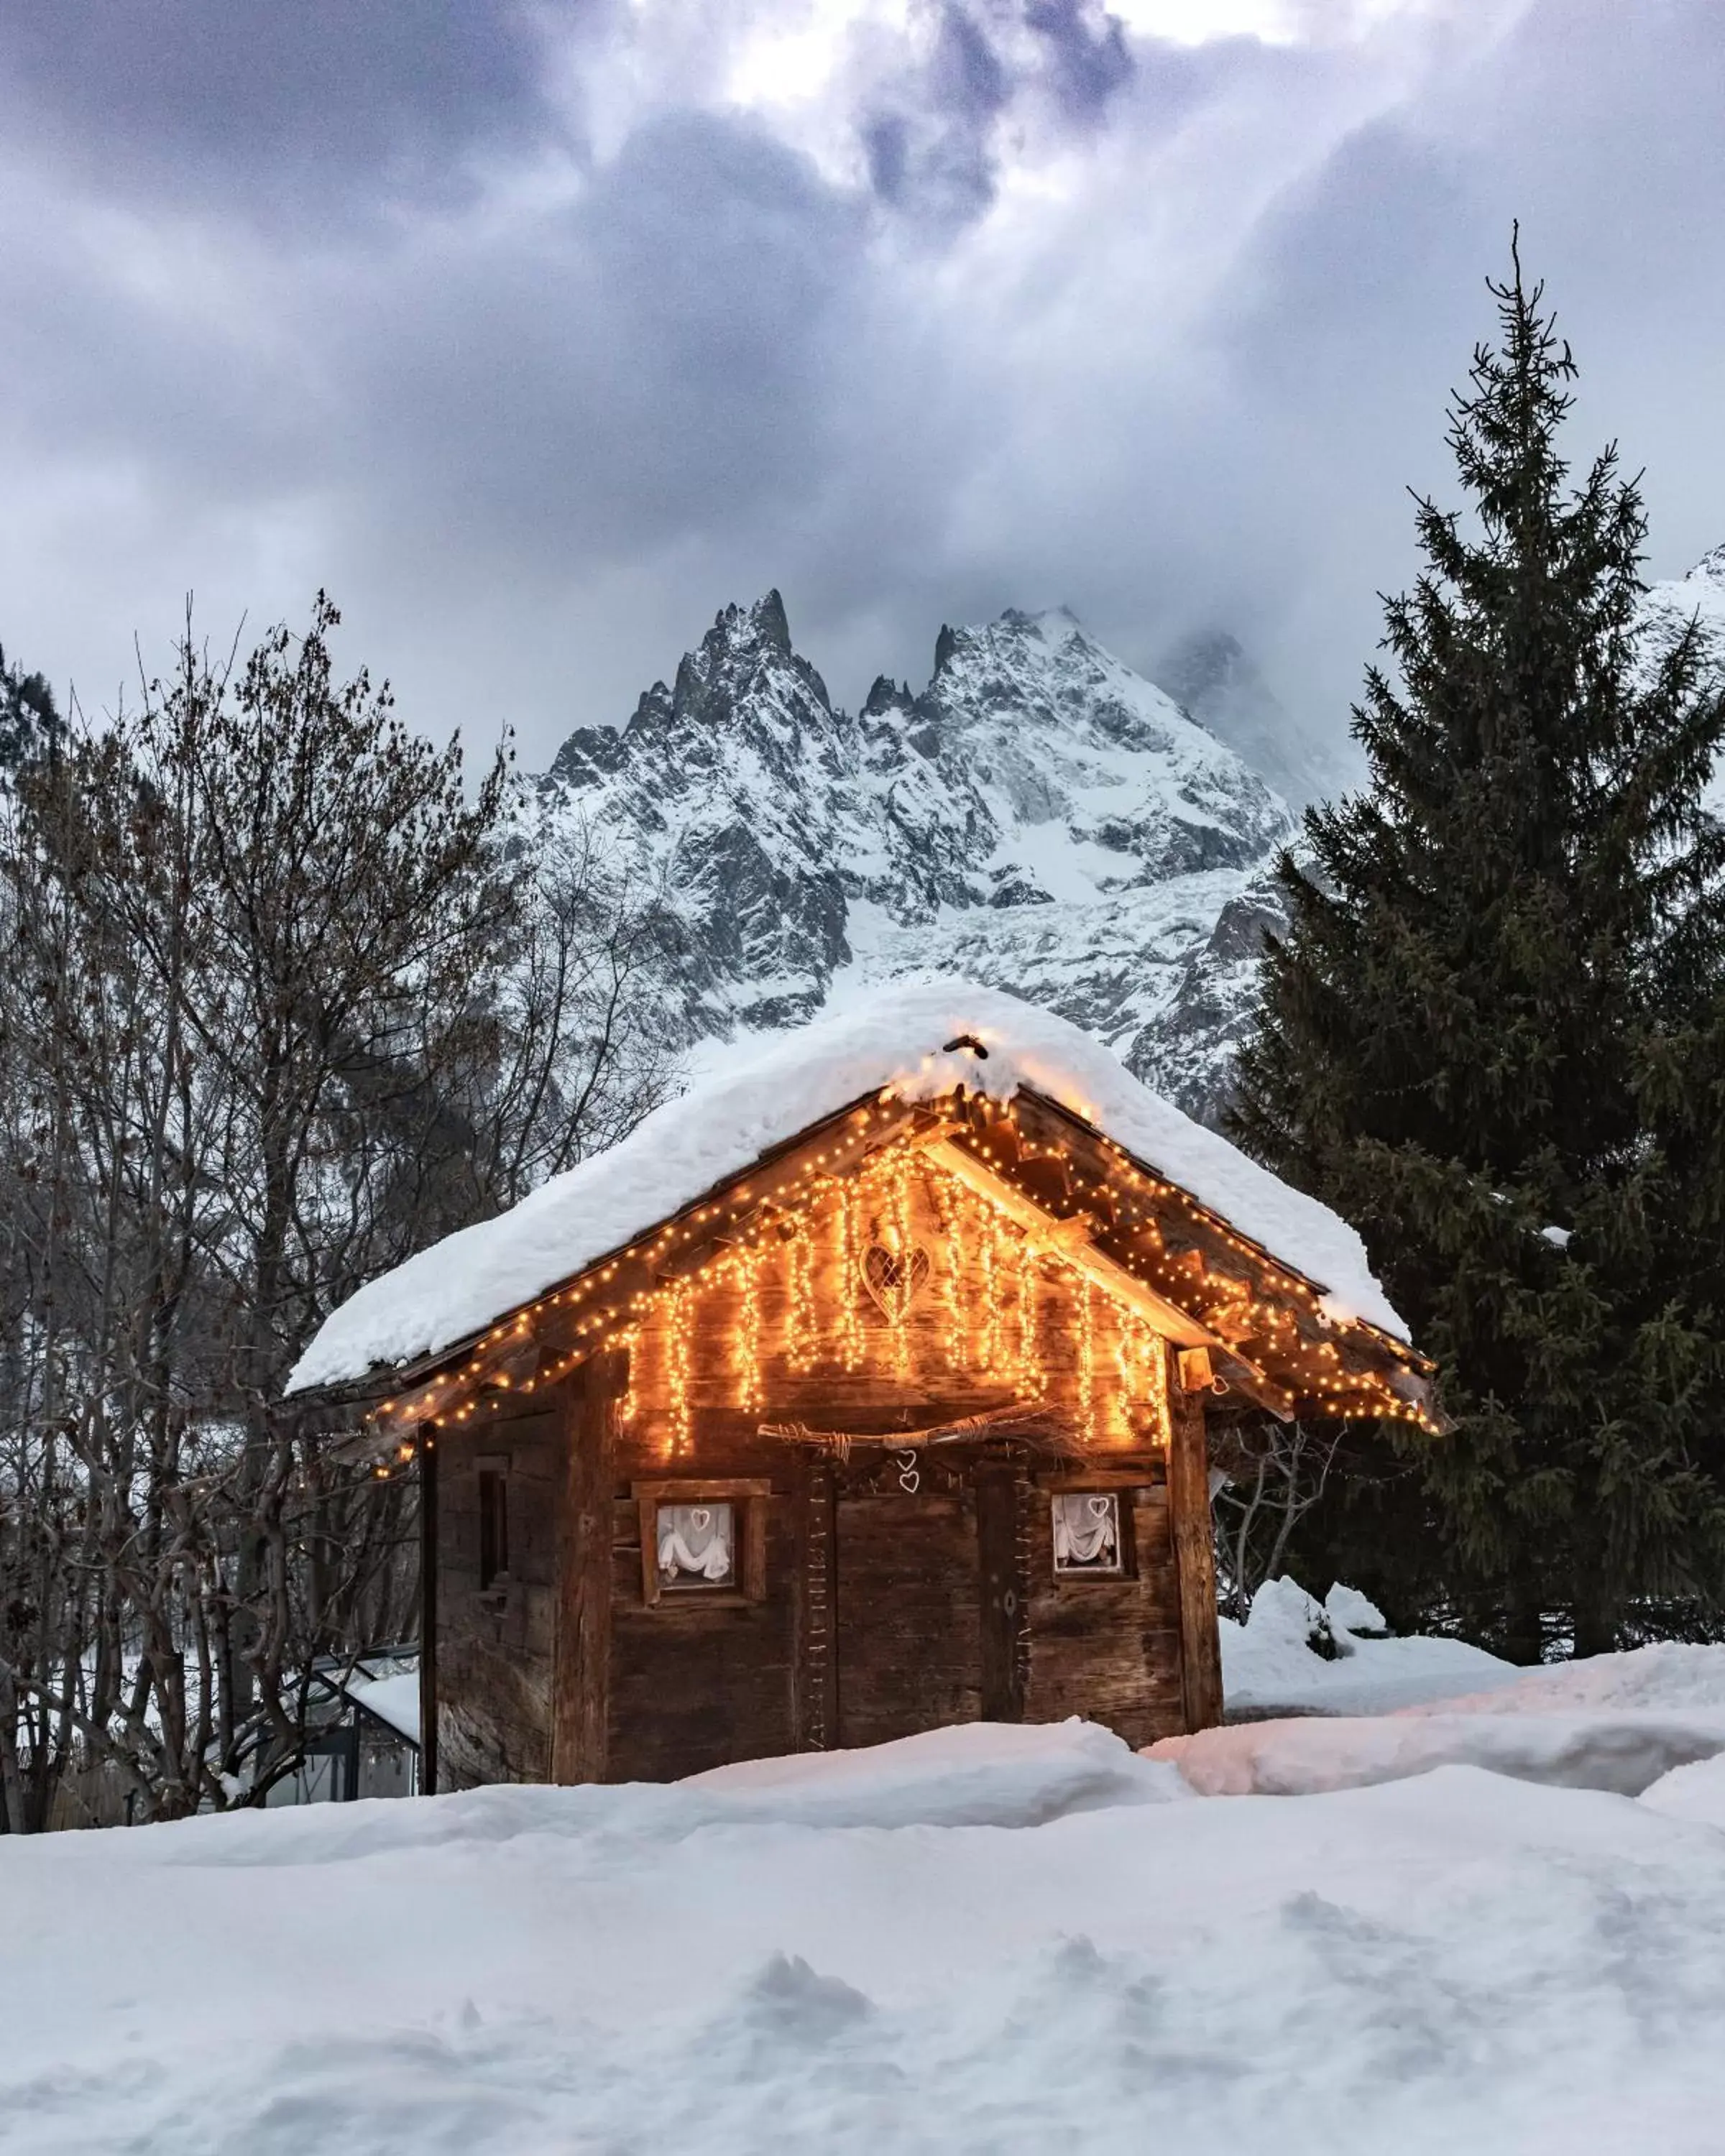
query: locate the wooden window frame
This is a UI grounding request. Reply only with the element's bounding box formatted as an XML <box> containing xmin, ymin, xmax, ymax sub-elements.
<box><xmin>477</xmin><ymin>1452</ymin><xmax>510</xmax><ymax>1596</ymax></box>
<box><xmin>634</xmin><ymin>1478</ymin><xmax>770</xmax><ymax>1609</ymax></box>
<box><xmin>1041</xmin><ymin>1473</ymin><xmax>1143</xmax><ymax>1583</ymax></box>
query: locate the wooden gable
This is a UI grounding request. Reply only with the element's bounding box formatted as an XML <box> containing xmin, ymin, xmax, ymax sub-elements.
<box><xmin>352</xmin><ymin>1079</ymin><xmax>1436</xmax><ymax>1457</ymax></box>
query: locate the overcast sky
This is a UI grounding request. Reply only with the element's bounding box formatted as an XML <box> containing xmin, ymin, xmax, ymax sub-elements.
<box><xmin>4</xmin><ymin>0</ymin><xmax>1722</xmax><ymax>767</ymax></box>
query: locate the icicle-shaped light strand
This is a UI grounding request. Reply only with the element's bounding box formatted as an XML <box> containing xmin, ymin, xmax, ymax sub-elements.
<box><xmin>927</xmin><ymin>1170</ymin><xmax>965</xmax><ymax>1371</ymax></box>
<box><xmin>837</xmin><ymin>1173</ymin><xmax>864</xmax><ymax>1371</ymax></box>
<box><xmin>889</xmin><ymin>1148</ymin><xmax>915</xmax><ymax>1382</ymax></box>
<box><xmin>1146</xmin><ymin>1332</ymin><xmax>1174</xmax><ymax>1452</ymax></box>
<box><xmin>1015</xmin><ymin>1235</ymin><xmax>1039</xmax><ymax>1392</ymax></box>
<box><xmin>665</xmin><ymin>1273</ymin><xmax>694</xmax><ymax>1457</ymax></box>
<box><xmin>377</xmin><ymin>1100</ymin><xmax>1439</xmax><ymax>1443</ymax></box>
<box><xmin>735</xmin><ymin>1238</ymin><xmax>764</xmax><ymax>1414</ymax></box>
<box><xmin>1077</xmin><ymin>1274</ymin><xmax>1097</xmax><ymax>1444</ymax></box>
<box><xmin>786</xmin><ymin>1215</ymin><xmax>815</xmax><ymax>1373</ymax></box>
<box><xmin>980</xmin><ymin>1207</ymin><xmax>1001</xmax><ymax>1378</ymax></box>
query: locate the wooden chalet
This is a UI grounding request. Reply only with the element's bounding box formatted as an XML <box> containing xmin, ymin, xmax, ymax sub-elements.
<box><xmin>290</xmin><ymin>987</ymin><xmax>1436</xmax><ymax>1792</ymax></box>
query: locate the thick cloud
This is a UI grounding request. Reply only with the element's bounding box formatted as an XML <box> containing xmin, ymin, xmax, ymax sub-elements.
<box><xmin>1</xmin><ymin>0</ymin><xmax>1721</xmax><ymax>768</ymax></box>
<box><xmin>0</xmin><ymin>0</ymin><xmax>548</xmax><ymax>215</ymax></box>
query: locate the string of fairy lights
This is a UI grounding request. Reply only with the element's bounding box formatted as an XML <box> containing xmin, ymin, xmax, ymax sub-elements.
<box><xmin>594</xmin><ymin>1144</ymin><xmax>1175</xmax><ymax>1459</ymax></box>
<box><xmin>363</xmin><ymin>1087</ymin><xmax>1438</xmax><ymax>1479</ymax></box>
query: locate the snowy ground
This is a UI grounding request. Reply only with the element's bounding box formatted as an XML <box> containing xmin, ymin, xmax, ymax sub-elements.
<box><xmin>10</xmin><ymin>1629</ymin><xmax>1725</xmax><ymax>2155</ymax></box>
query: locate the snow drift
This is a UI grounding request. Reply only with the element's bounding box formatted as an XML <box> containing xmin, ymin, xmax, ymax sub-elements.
<box><xmin>10</xmin><ymin>1694</ymin><xmax>1725</xmax><ymax>2156</ymax></box>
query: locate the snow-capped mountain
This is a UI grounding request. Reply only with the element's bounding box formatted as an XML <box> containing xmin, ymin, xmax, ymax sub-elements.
<box><xmin>535</xmin><ymin>593</ymin><xmax>1294</xmax><ymax>1123</ymax></box>
<box><xmin>530</xmin><ymin>547</ymin><xmax>1725</xmax><ymax>1130</ymax></box>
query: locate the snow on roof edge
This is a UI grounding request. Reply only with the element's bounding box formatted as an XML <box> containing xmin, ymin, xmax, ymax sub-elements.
<box><xmin>286</xmin><ymin>980</ymin><xmax>1408</xmax><ymax>1395</ymax></box>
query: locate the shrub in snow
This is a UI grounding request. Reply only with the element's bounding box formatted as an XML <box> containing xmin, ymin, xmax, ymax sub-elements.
<box><xmin>1325</xmin><ymin>1583</ymin><xmax>1390</xmax><ymax>1639</ymax></box>
<box><xmin>1246</xmin><ymin>1574</ymin><xmax>1353</xmax><ymax>1659</ymax></box>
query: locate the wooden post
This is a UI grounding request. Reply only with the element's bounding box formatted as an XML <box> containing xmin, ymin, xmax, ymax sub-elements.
<box><xmin>416</xmin><ymin>1422</ymin><xmax>438</xmax><ymax>1795</ymax></box>
<box><xmin>551</xmin><ymin>1348</ymin><xmax>625</xmax><ymax>1784</ymax></box>
<box><xmin>976</xmin><ymin>1465</ymin><xmax>1024</xmax><ymax>1723</ymax></box>
<box><xmin>1168</xmin><ymin>1386</ymin><xmax>1223</xmax><ymax>1733</ymax></box>
<box><xmin>793</xmin><ymin>1456</ymin><xmax>837</xmax><ymax>1751</ymax></box>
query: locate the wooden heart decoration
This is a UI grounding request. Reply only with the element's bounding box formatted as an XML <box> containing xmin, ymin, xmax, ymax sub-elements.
<box><xmin>860</xmin><ymin>1242</ymin><xmax>932</xmax><ymax>1321</ymax></box>
<box><xmin>1087</xmin><ymin>1495</ymin><xmax>1111</xmax><ymax>1520</ymax></box>
<box><xmin>690</xmin><ymin>1508</ymin><xmax>712</xmax><ymax>1532</ymax></box>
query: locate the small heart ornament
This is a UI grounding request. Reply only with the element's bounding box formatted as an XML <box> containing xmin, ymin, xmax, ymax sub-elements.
<box><xmin>691</xmin><ymin>1507</ymin><xmax>711</xmax><ymax>1532</ymax></box>
<box><xmin>860</xmin><ymin>1241</ymin><xmax>932</xmax><ymax>1321</ymax></box>
<box><xmin>1087</xmin><ymin>1495</ymin><xmax>1111</xmax><ymax>1520</ymax></box>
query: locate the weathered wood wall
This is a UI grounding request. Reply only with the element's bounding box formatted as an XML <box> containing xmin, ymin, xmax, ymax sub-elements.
<box><xmin>435</xmin><ymin>1406</ymin><xmax>561</xmax><ymax>1787</ymax></box>
<box><xmin>433</xmin><ymin>1151</ymin><xmax>1208</xmax><ymax>1786</ymax></box>
<box><xmin>1024</xmin><ymin>1467</ymin><xmax>1186</xmax><ymax>1746</ymax></box>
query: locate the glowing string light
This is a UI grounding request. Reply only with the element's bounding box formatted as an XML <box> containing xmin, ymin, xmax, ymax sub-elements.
<box><xmin>1016</xmin><ymin>1237</ymin><xmax>1039</xmax><ymax>1391</ymax></box>
<box><xmin>785</xmin><ymin>1217</ymin><xmax>815</xmax><ymax>1371</ymax></box>
<box><xmin>888</xmin><ymin>1146</ymin><xmax>916</xmax><ymax>1382</ymax></box>
<box><xmin>1077</xmin><ymin>1275</ymin><xmax>1097</xmax><ymax>1443</ymax></box>
<box><xmin>735</xmin><ymin>1238</ymin><xmax>764</xmax><ymax>1413</ymax></box>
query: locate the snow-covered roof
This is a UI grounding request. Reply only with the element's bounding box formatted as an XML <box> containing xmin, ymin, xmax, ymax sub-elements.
<box><xmin>343</xmin><ymin>1671</ymin><xmax>421</xmax><ymax>1747</ymax></box>
<box><xmin>287</xmin><ymin>980</ymin><xmax>1407</xmax><ymax>1395</ymax></box>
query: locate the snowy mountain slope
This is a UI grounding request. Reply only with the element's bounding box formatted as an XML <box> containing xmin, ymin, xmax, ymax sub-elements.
<box><xmin>533</xmin><ymin>594</ymin><xmax>1294</xmax><ymax>1120</ymax></box>
<box><xmin>1643</xmin><ymin>540</ymin><xmax>1725</xmax><ymax>650</ymax></box>
<box><xmin>1156</xmin><ymin>626</ymin><xmax>1358</xmax><ymax>811</ymax></box>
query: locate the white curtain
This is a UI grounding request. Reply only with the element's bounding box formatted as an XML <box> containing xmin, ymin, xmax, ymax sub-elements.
<box><xmin>658</xmin><ymin>1502</ymin><xmax>735</xmax><ymax>1585</ymax></box>
<box><xmin>1053</xmin><ymin>1492</ymin><xmax>1118</xmax><ymax>1570</ymax></box>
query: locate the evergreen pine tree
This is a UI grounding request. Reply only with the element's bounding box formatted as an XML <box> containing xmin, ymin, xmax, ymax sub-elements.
<box><xmin>0</xmin><ymin>642</ymin><xmax>61</xmax><ymax>769</ymax></box>
<box><xmin>1232</xmin><ymin>239</ymin><xmax>1725</xmax><ymax>1657</ymax></box>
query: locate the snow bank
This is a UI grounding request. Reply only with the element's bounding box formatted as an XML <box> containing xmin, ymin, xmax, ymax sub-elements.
<box><xmin>1397</xmin><ymin>1639</ymin><xmax>1725</xmax><ymax>1716</ymax></box>
<box><xmin>11</xmin><ymin>1731</ymin><xmax>1725</xmax><ymax>2154</ymax></box>
<box><xmin>1639</xmin><ymin>1750</ymin><xmax>1725</xmax><ymax>1829</ymax></box>
<box><xmin>288</xmin><ymin>978</ymin><xmax>1407</xmax><ymax>1392</ymax></box>
<box><xmin>1171</xmin><ymin>1619</ymin><xmax>1725</xmax><ymax>1800</ymax></box>
<box><xmin>1150</xmin><ymin>1708</ymin><xmax>1725</xmax><ymax>1799</ymax></box>
<box><xmin>689</xmin><ymin>1717</ymin><xmax>1188</xmax><ymax>1826</ymax></box>
<box><xmin>1222</xmin><ymin>1575</ymin><xmax>1518</xmax><ymax>1718</ymax></box>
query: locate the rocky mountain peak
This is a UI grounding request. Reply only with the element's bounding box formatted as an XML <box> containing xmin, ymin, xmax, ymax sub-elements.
<box><xmin>669</xmin><ymin>589</ymin><xmax>825</xmax><ymax>727</ymax></box>
<box><xmin>862</xmin><ymin>675</ymin><xmax>916</xmax><ymax>720</ymax></box>
<box><xmin>1681</xmin><ymin>542</ymin><xmax>1725</xmax><ymax>591</ymax></box>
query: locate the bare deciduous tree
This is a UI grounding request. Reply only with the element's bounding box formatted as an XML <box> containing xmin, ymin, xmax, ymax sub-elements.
<box><xmin>0</xmin><ymin>596</ymin><xmax>678</xmax><ymax>1829</ymax></box>
<box><xmin>1210</xmin><ymin>1416</ymin><xmax>1346</xmax><ymax>1622</ymax></box>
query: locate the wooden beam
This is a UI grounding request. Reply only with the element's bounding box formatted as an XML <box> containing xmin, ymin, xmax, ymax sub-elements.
<box><xmin>551</xmin><ymin>1345</ymin><xmax>626</xmax><ymax>1784</ymax></box>
<box><xmin>792</xmin><ymin>1457</ymin><xmax>837</xmax><ymax>1754</ymax></box>
<box><xmin>927</xmin><ymin>1137</ymin><xmax>1299</xmax><ymax>1419</ymax></box>
<box><xmin>1177</xmin><ymin>1346</ymin><xmax>1213</xmax><ymax>1392</ymax></box>
<box><xmin>759</xmin><ymin>1401</ymin><xmax>1076</xmax><ymax>1450</ymax></box>
<box><xmin>1167</xmin><ymin>1386</ymin><xmax>1223</xmax><ymax>1733</ymax></box>
<box><xmin>1014</xmin><ymin>1087</ymin><xmax>1438</xmax><ymax>1386</ymax></box>
<box><xmin>926</xmin><ymin>1138</ymin><xmax>1215</xmax><ymax>1346</ymax></box>
<box><xmin>415</xmin><ymin>1422</ymin><xmax>438</xmax><ymax>1795</ymax></box>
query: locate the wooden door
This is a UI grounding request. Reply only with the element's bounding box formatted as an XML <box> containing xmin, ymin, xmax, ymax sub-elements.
<box><xmin>976</xmin><ymin>1467</ymin><xmax>1024</xmax><ymax>1723</ymax></box>
<box><xmin>834</xmin><ymin>1470</ymin><xmax>983</xmax><ymax>1748</ymax></box>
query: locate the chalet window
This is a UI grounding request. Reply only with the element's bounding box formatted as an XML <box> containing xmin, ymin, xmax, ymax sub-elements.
<box><xmin>634</xmin><ymin>1478</ymin><xmax>770</xmax><ymax>1608</ymax></box>
<box><xmin>1052</xmin><ymin>1491</ymin><xmax>1123</xmax><ymax>1577</ymax></box>
<box><xmin>657</xmin><ymin>1503</ymin><xmax>735</xmax><ymax>1591</ymax></box>
<box><xmin>477</xmin><ymin>1458</ymin><xmax>510</xmax><ymax>1590</ymax></box>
